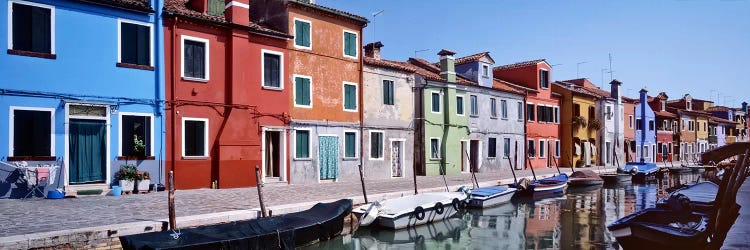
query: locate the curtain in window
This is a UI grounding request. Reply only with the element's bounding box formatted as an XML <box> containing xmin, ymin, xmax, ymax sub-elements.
<box><xmin>504</xmin><ymin>138</ymin><xmax>511</xmax><ymax>157</ymax></box>
<box><xmin>319</xmin><ymin>136</ymin><xmax>338</xmax><ymax>180</ymax></box>
<box><xmin>122</xmin><ymin>115</ymin><xmax>151</xmax><ymax>156</ymax></box>
<box><xmin>431</xmin><ymin>139</ymin><xmax>439</xmax><ymax>159</ymax></box>
<box><xmin>12</xmin><ymin>3</ymin><xmax>51</xmax><ymax>53</ymax></box>
<box><xmin>370</xmin><ymin>133</ymin><xmax>382</xmax><ymax>158</ymax></box>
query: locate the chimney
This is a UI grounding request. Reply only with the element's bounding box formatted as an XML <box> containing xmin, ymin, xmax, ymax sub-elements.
<box><xmin>639</xmin><ymin>88</ymin><xmax>648</xmax><ymax>163</ymax></box>
<box><xmin>364</xmin><ymin>42</ymin><xmax>383</xmax><ymax>60</ymax></box>
<box><xmin>609</xmin><ymin>79</ymin><xmax>622</xmax><ymax>100</ymax></box>
<box><xmin>190</xmin><ymin>0</ymin><xmax>208</xmax><ymax>13</ymax></box>
<box><xmin>743</xmin><ymin>102</ymin><xmax>748</xmax><ymax>113</ymax></box>
<box><xmin>225</xmin><ymin>0</ymin><xmax>250</xmax><ymax>26</ymax></box>
<box><xmin>437</xmin><ymin>49</ymin><xmax>456</xmax><ymax>83</ymax></box>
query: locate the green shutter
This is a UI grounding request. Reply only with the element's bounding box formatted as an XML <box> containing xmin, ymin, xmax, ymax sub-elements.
<box><xmin>296</xmin><ymin>131</ymin><xmax>309</xmax><ymax>158</ymax></box>
<box><xmin>345</xmin><ymin>133</ymin><xmax>355</xmax><ymax>158</ymax></box>
<box><xmin>207</xmin><ymin>0</ymin><xmax>225</xmax><ymax>16</ymax></box>
<box><xmin>295</xmin><ymin>21</ymin><xmax>311</xmax><ymax>47</ymax></box>
<box><xmin>344</xmin><ymin>32</ymin><xmax>356</xmax><ymax>57</ymax></box>
<box><xmin>345</xmin><ymin>84</ymin><xmax>356</xmax><ymax>110</ymax></box>
<box><xmin>295</xmin><ymin>77</ymin><xmax>311</xmax><ymax>106</ymax></box>
<box><xmin>383</xmin><ymin>80</ymin><xmax>394</xmax><ymax>105</ymax></box>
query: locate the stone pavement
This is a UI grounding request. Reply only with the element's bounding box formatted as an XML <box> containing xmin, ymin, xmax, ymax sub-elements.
<box><xmin>722</xmin><ymin>179</ymin><xmax>750</xmax><ymax>250</ymax></box>
<box><xmin>0</xmin><ymin>165</ymin><xmax>606</xmax><ymax>239</ymax></box>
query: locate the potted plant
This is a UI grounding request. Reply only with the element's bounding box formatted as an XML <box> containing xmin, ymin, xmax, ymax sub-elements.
<box><xmin>589</xmin><ymin>118</ymin><xmax>602</xmax><ymax>130</ymax></box>
<box><xmin>573</xmin><ymin>116</ymin><xmax>587</xmax><ymax>128</ymax></box>
<box><xmin>133</xmin><ymin>135</ymin><xmax>146</xmax><ymax>157</ymax></box>
<box><xmin>116</xmin><ymin>164</ymin><xmax>138</xmax><ymax>193</ymax></box>
<box><xmin>136</xmin><ymin>171</ymin><xmax>151</xmax><ymax>193</ymax></box>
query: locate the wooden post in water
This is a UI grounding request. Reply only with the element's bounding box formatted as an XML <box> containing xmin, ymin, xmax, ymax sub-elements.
<box><xmin>255</xmin><ymin>165</ymin><xmax>268</xmax><ymax>217</ymax></box>
<box><xmin>168</xmin><ymin>171</ymin><xmax>177</xmax><ymax>231</ymax></box>
<box><xmin>549</xmin><ymin>140</ymin><xmax>560</xmax><ymax>174</ymax></box>
<box><xmin>526</xmin><ymin>146</ymin><xmax>537</xmax><ymax>181</ymax></box>
<box><xmin>358</xmin><ymin>164</ymin><xmax>368</xmax><ymax>203</ymax></box>
<box><xmin>507</xmin><ymin>143</ymin><xmax>518</xmax><ymax>184</ymax></box>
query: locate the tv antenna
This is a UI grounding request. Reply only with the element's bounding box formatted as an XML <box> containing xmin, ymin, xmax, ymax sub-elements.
<box><xmin>414</xmin><ymin>49</ymin><xmax>429</xmax><ymax>58</ymax></box>
<box><xmin>371</xmin><ymin>10</ymin><xmax>385</xmax><ymax>43</ymax></box>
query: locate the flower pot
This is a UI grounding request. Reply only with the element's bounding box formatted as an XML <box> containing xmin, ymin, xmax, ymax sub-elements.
<box><xmin>136</xmin><ymin>179</ymin><xmax>150</xmax><ymax>193</ymax></box>
<box><xmin>119</xmin><ymin>180</ymin><xmax>134</xmax><ymax>193</ymax></box>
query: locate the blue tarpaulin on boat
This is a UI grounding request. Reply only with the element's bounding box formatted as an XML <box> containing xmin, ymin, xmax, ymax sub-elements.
<box><xmin>472</xmin><ymin>186</ymin><xmax>508</xmax><ymax>197</ymax></box>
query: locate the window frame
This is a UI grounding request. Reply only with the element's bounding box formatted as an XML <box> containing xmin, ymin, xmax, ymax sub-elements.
<box><xmin>117</xmin><ymin>18</ymin><xmax>154</xmax><ymax>67</ymax></box>
<box><xmin>527</xmin><ymin>139</ymin><xmax>536</xmax><ymax>158</ymax></box>
<box><xmin>518</xmin><ymin>101</ymin><xmax>524</xmax><ymax>121</ymax></box>
<box><xmin>490</xmin><ymin>98</ymin><xmax>497</xmax><ymax>118</ymax></box>
<box><xmin>482</xmin><ymin>64</ymin><xmax>490</xmax><ymax>78</ymax></box>
<box><xmin>369</xmin><ymin>130</ymin><xmax>385</xmax><ymax>161</ymax></box>
<box><xmin>555</xmin><ymin>140</ymin><xmax>561</xmax><ymax>158</ymax></box>
<box><xmin>431</xmin><ymin>91</ymin><xmax>442</xmax><ymax>114</ymax></box>
<box><xmin>294</xmin><ymin>128</ymin><xmax>312</xmax><ymax>160</ymax></box>
<box><xmin>538</xmin><ymin>139</ymin><xmax>546</xmax><ymax>159</ymax></box>
<box><xmin>503</xmin><ymin>138</ymin><xmax>511</xmax><ymax>159</ymax></box>
<box><xmin>343</xmin><ymin>130</ymin><xmax>358</xmax><ymax>159</ymax></box>
<box><xmin>430</xmin><ymin>137</ymin><xmax>441</xmax><ymax>160</ymax></box>
<box><xmin>342</xmin><ymin>81</ymin><xmax>358</xmax><ymax>112</ymax></box>
<box><xmin>539</xmin><ymin>69</ymin><xmax>550</xmax><ymax>89</ymax></box>
<box><xmin>7</xmin><ymin>0</ymin><xmax>56</xmax><ymax>55</ymax></box>
<box><xmin>292</xmin><ymin>17</ymin><xmax>312</xmax><ymax>50</ymax></box>
<box><xmin>500</xmin><ymin>99</ymin><xmax>508</xmax><ymax>119</ymax></box>
<box><xmin>342</xmin><ymin>30</ymin><xmax>358</xmax><ymax>59</ymax></box>
<box><xmin>118</xmin><ymin>112</ymin><xmax>154</xmax><ymax>157</ymax></box>
<box><xmin>455</xmin><ymin>95</ymin><xmax>464</xmax><ymax>116</ymax></box>
<box><xmin>180</xmin><ymin>35</ymin><xmax>210</xmax><ymax>82</ymax></box>
<box><xmin>527</xmin><ymin>102</ymin><xmax>535</xmax><ymax>122</ymax></box>
<box><xmin>469</xmin><ymin>95</ymin><xmax>479</xmax><ymax>117</ymax></box>
<box><xmin>487</xmin><ymin>137</ymin><xmax>497</xmax><ymax>158</ymax></box>
<box><xmin>261</xmin><ymin>49</ymin><xmax>284</xmax><ymax>90</ymax></box>
<box><xmin>293</xmin><ymin>74</ymin><xmax>313</xmax><ymax>108</ymax></box>
<box><xmin>181</xmin><ymin>117</ymin><xmax>209</xmax><ymax>158</ymax></box>
<box><xmin>8</xmin><ymin>106</ymin><xmax>55</xmax><ymax>158</ymax></box>
<box><xmin>382</xmin><ymin>79</ymin><xmax>395</xmax><ymax>105</ymax></box>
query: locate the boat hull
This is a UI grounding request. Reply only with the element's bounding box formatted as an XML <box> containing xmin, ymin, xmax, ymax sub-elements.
<box><xmin>600</xmin><ymin>173</ymin><xmax>632</xmax><ymax>183</ymax></box>
<box><xmin>608</xmin><ymin>208</ymin><xmax>709</xmax><ymax>250</ymax></box>
<box><xmin>568</xmin><ymin>178</ymin><xmax>604</xmax><ymax>187</ymax></box>
<box><xmin>468</xmin><ymin>189</ymin><xmax>516</xmax><ymax>208</ymax></box>
<box><xmin>377</xmin><ymin>205</ymin><xmax>460</xmax><ymax>229</ymax></box>
<box><xmin>353</xmin><ymin>192</ymin><xmax>469</xmax><ymax>230</ymax></box>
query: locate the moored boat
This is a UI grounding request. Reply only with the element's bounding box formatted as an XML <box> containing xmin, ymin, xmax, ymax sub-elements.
<box><xmin>657</xmin><ymin>182</ymin><xmax>719</xmax><ymax>214</ymax></box>
<box><xmin>599</xmin><ymin>173</ymin><xmax>632</xmax><ymax>183</ymax></box>
<box><xmin>607</xmin><ymin>207</ymin><xmax>709</xmax><ymax>250</ymax></box>
<box><xmin>353</xmin><ymin>190</ymin><xmax>469</xmax><ymax>230</ymax></box>
<box><xmin>119</xmin><ymin>199</ymin><xmax>353</xmax><ymax>250</ymax></box>
<box><xmin>568</xmin><ymin>170</ymin><xmax>604</xmax><ymax>186</ymax></box>
<box><xmin>667</xmin><ymin>166</ymin><xmax>692</xmax><ymax>174</ymax></box>
<box><xmin>621</xmin><ymin>162</ymin><xmax>659</xmax><ymax>182</ymax></box>
<box><xmin>510</xmin><ymin>173</ymin><xmax>568</xmax><ymax>197</ymax></box>
<box><xmin>468</xmin><ymin>186</ymin><xmax>517</xmax><ymax>208</ymax></box>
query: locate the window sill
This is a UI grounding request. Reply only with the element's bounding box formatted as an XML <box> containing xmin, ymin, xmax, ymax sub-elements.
<box><xmin>343</xmin><ymin>157</ymin><xmax>358</xmax><ymax>161</ymax></box>
<box><xmin>294</xmin><ymin>157</ymin><xmax>312</xmax><ymax>161</ymax></box>
<box><xmin>344</xmin><ymin>109</ymin><xmax>358</xmax><ymax>113</ymax></box>
<box><xmin>7</xmin><ymin>156</ymin><xmax>56</xmax><ymax>161</ymax></box>
<box><xmin>117</xmin><ymin>156</ymin><xmax>156</xmax><ymax>160</ymax></box>
<box><xmin>294</xmin><ymin>45</ymin><xmax>312</xmax><ymax>50</ymax></box>
<box><xmin>429</xmin><ymin>158</ymin><xmax>441</xmax><ymax>161</ymax></box>
<box><xmin>262</xmin><ymin>86</ymin><xmax>284</xmax><ymax>91</ymax></box>
<box><xmin>501</xmin><ymin>118</ymin><xmax>509</xmax><ymax>120</ymax></box>
<box><xmin>182</xmin><ymin>77</ymin><xmax>209</xmax><ymax>83</ymax></box>
<box><xmin>369</xmin><ymin>158</ymin><xmax>384</xmax><ymax>161</ymax></box>
<box><xmin>8</xmin><ymin>49</ymin><xmax>56</xmax><ymax>59</ymax></box>
<box><xmin>470</xmin><ymin>115</ymin><xmax>479</xmax><ymax>118</ymax></box>
<box><xmin>182</xmin><ymin>156</ymin><xmax>209</xmax><ymax>160</ymax></box>
<box><xmin>116</xmin><ymin>62</ymin><xmax>154</xmax><ymax>71</ymax></box>
<box><xmin>490</xmin><ymin>116</ymin><xmax>498</xmax><ymax>120</ymax></box>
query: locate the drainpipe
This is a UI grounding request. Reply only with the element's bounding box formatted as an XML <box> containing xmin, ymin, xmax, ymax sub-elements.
<box><xmin>154</xmin><ymin>0</ymin><xmax>164</xmax><ymax>186</ymax></box>
<box><xmin>523</xmin><ymin>93</ymin><xmax>528</xmax><ymax>170</ymax></box>
<box><xmin>358</xmin><ymin>26</ymin><xmax>365</xmax><ymax>179</ymax></box>
<box><xmin>169</xmin><ymin>17</ymin><xmax>178</xmax><ymax>187</ymax></box>
<box><xmin>639</xmin><ymin>88</ymin><xmax>647</xmax><ymax>163</ymax></box>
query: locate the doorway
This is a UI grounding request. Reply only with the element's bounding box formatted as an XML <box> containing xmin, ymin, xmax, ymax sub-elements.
<box><xmin>461</xmin><ymin>141</ymin><xmax>468</xmax><ymax>172</ymax></box>
<box><xmin>264</xmin><ymin>131</ymin><xmax>281</xmax><ymax>180</ymax></box>
<box><xmin>470</xmin><ymin>140</ymin><xmax>479</xmax><ymax>172</ymax></box>
<box><xmin>69</xmin><ymin>119</ymin><xmax>107</xmax><ymax>184</ymax></box>
<box><xmin>391</xmin><ymin>140</ymin><xmax>403</xmax><ymax>177</ymax></box>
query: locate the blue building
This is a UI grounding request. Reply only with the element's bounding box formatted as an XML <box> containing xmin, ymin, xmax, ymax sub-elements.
<box><xmin>0</xmin><ymin>0</ymin><xmax>164</xmax><ymax>197</ymax></box>
<box><xmin>634</xmin><ymin>88</ymin><xmax>657</xmax><ymax>163</ymax></box>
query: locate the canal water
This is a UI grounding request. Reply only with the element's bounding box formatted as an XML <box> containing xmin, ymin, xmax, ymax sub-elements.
<box><xmin>304</xmin><ymin>171</ymin><xmax>714</xmax><ymax>250</ymax></box>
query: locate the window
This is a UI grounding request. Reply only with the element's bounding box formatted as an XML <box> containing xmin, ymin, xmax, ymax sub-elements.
<box><xmin>482</xmin><ymin>65</ymin><xmax>489</xmax><ymax>78</ymax></box>
<box><xmin>295</xmin><ymin>129</ymin><xmax>310</xmax><ymax>158</ymax></box>
<box><xmin>343</xmin><ymin>31</ymin><xmax>358</xmax><ymax>58</ymax></box>
<box><xmin>182</xmin><ymin>118</ymin><xmax>208</xmax><ymax>157</ymax></box>
<box><xmin>118</xmin><ymin>20</ymin><xmax>151</xmax><ymax>67</ymax></box>
<box><xmin>490</xmin><ymin>98</ymin><xmax>497</xmax><ymax>118</ymax></box>
<box><xmin>262</xmin><ymin>50</ymin><xmax>283</xmax><ymax>89</ymax></box>
<box><xmin>574</xmin><ymin>103</ymin><xmax>581</xmax><ymax>117</ymax></box>
<box><xmin>555</xmin><ymin>140</ymin><xmax>560</xmax><ymax>157</ymax></box>
<box><xmin>121</xmin><ymin>114</ymin><xmax>152</xmax><ymax>157</ymax></box>
<box><xmin>181</xmin><ymin>35</ymin><xmax>209</xmax><ymax>80</ymax></box>
<box><xmin>527</xmin><ymin>103</ymin><xmax>535</xmax><ymax>121</ymax></box>
<box><xmin>687</xmin><ymin>101</ymin><xmax>692</xmax><ymax>110</ymax></box>
<box><xmin>470</xmin><ymin>95</ymin><xmax>478</xmax><ymax>116</ymax></box>
<box><xmin>518</xmin><ymin>102</ymin><xmax>524</xmax><ymax>120</ymax></box>
<box><xmin>370</xmin><ymin>131</ymin><xmax>383</xmax><ymax>160</ymax></box>
<box><xmin>503</xmin><ymin>138</ymin><xmax>511</xmax><ymax>158</ymax></box>
<box><xmin>345</xmin><ymin>131</ymin><xmax>356</xmax><ymax>158</ymax></box>
<box><xmin>606</xmin><ymin>106</ymin><xmax>612</xmax><ymax>120</ymax></box>
<box><xmin>643</xmin><ymin>146</ymin><xmax>649</xmax><ymax>157</ymax></box>
<box><xmin>294</xmin><ymin>75</ymin><xmax>312</xmax><ymax>107</ymax></box>
<box><xmin>456</xmin><ymin>95</ymin><xmax>464</xmax><ymax>115</ymax></box>
<box><xmin>539</xmin><ymin>140</ymin><xmax>546</xmax><ymax>158</ymax></box>
<box><xmin>207</xmin><ymin>0</ymin><xmax>224</xmax><ymax>16</ymax></box>
<box><xmin>527</xmin><ymin>139</ymin><xmax>536</xmax><ymax>158</ymax></box>
<box><xmin>11</xmin><ymin>108</ymin><xmax>53</xmax><ymax>157</ymax></box>
<box><xmin>661</xmin><ymin>101</ymin><xmax>666</xmax><ymax>111</ymax></box>
<box><xmin>9</xmin><ymin>1</ymin><xmax>54</xmax><ymax>55</ymax></box>
<box><xmin>432</xmin><ymin>92</ymin><xmax>441</xmax><ymax>113</ymax></box>
<box><xmin>430</xmin><ymin>138</ymin><xmax>441</xmax><ymax>159</ymax></box>
<box><xmin>636</xmin><ymin>118</ymin><xmax>642</xmax><ymax>130</ymax></box>
<box><xmin>553</xmin><ymin>106</ymin><xmax>559</xmax><ymax>123</ymax></box>
<box><xmin>488</xmin><ymin>138</ymin><xmax>497</xmax><ymax>158</ymax></box>
<box><xmin>501</xmin><ymin>100</ymin><xmax>508</xmax><ymax>119</ymax></box>
<box><xmin>294</xmin><ymin>18</ymin><xmax>311</xmax><ymax>49</ymax></box>
<box><xmin>649</xmin><ymin>120</ymin><xmax>655</xmax><ymax>131</ymax></box>
<box><xmin>539</xmin><ymin>69</ymin><xmax>550</xmax><ymax>88</ymax></box>
<box><xmin>383</xmin><ymin>80</ymin><xmax>394</xmax><ymax>105</ymax></box>
<box><xmin>629</xmin><ymin>115</ymin><xmax>633</xmax><ymax>128</ymax></box>
<box><xmin>343</xmin><ymin>82</ymin><xmax>357</xmax><ymax>111</ymax></box>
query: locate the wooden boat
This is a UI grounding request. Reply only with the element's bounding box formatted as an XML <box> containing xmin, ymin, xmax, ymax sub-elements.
<box><xmin>119</xmin><ymin>199</ymin><xmax>353</xmax><ymax>250</ymax></box>
<box><xmin>688</xmin><ymin>166</ymin><xmax>705</xmax><ymax>173</ymax></box>
<box><xmin>667</xmin><ymin>166</ymin><xmax>692</xmax><ymax>174</ymax></box>
<box><xmin>352</xmin><ymin>217</ymin><xmax>466</xmax><ymax>247</ymax></box>
<box><xmin>599</xmin><ymin>173</ymin><xmax>632</xmax><ymax>183</ymax></box>
<box><xmin>568</xmin><ymin>170</ymin><xmax>604</xmax><ymax>186</ymax></box>
<box><xmin>621</xmin><ymin>162</ymin><xmax>659</xmax><ymax>182</ymax></box>
<box><xmin>510</xmin><ymin>173</ymin><xmax>568</xmax><ymax>197</ymax></box>
<box><xmin>608</xmin><ymin>207</ymin><xmax>709</xmax><ymax>250</ymax></box>
<box><xmin>467</xmin><ymin>186</ymin><xmax>517</xmax><ymax>208</ymax></box>
<box><xmin>353</xmin><ymin>190</ymin><xmax>469</xmax><ymax>230</ymax></box>
<box><xmin>657</xmin><ymin>182</ymin><xmax>719</xmax><ymax>214</ymax></box>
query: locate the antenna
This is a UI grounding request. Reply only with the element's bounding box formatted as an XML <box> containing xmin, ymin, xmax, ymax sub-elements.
<box><xmin>601</xmin><ymin>68</ymin><xmax>608</xmax><ymax>88</ymax></box>
<box><xmin>371</xmin><ymin>10</ymin><xmax>385</xmax><ymax>43</ymax></box>
<box><xmin>608</xmin><ymin>53</ymin><xmax>614</xmax><ymax>81</ymax></box>
<box><xmin>414</xmin><ymin>49</ymin><xmax>429</xmax><ymax>58</ymax></box>
<box><xmin>576</xmin><ymin>61</ymin><xmax>587</xmax><ymax>78</ymax></box>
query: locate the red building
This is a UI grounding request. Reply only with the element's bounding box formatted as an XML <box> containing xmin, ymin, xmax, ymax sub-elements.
<box><xmin>648</xmin><ymin>92</ymin><xmax>677</xmax><ymax>162</ymax></box>
<box><xmin>494</xmin><ymin>60</ymin><xmax>561</xmax><ymax>169</ymax></box>
<box><xmin>163</xmin><ymin>0</ymin><xmax>292</xmax><ymax>189</ymax></box>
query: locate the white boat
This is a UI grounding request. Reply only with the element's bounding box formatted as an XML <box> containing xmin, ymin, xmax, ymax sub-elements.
<box><xmin>467</xmin><ymin>186</ymin><xmax>517</xmax><ymax>208</ymax></box>
<box><xmin>353</xmin><ymin>190</ymin><xmax>469</xmax><ymax>230</ymax></box>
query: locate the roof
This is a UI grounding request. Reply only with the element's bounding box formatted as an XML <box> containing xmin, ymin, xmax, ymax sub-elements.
<box><xmin>163</xmin><ymin>0</ymin><xmax>290</xmax><ymax>38</ymax></box>
<box><xmin>493</xmin><ymin>59</ymin><xmax>547</xmax><ymax>71</ymax></box>
<box><xmin>553</xmin><ymin>82</ymin><xmax>603</xmax><ymax>99</ymax></box>
<box><xmin>454</xmin><ymin>52</ymin><xmax>494</xmax><ymax>65</ymax></box>
<box><xmin>289</xmin><ymin>0</ymin><xmax>368</xmax><ymax>23</ymax></box>
<box><xmin>710</xmin><ymin>117</ymin><xmax>738</xmax><ymax>125</ymax></box>
<box><xmin>492</xmin><ymin>79</ymin><xmax>524</xmax><ymax>95</ymax></box>
<box><xmin>406</xmin><ymin>58</ymin><xmax>475</xmax><ymax>85</ymax></box>
<box><xmin>76</xmin><ymin>0</ymin><xmax>153</xmax><ymax>12</ymax></box>
<box><xmin>364</xmin><ymin>57</ymin><xmax>416</xmax><ymax>73</ymax></box>
<box><xmin>707</xmin><ymin>106</ymin><xmax>732</xmax><ymax>112</ymax></box>
<box><xmin>653</xmin><ymin>110</ymin><xmax>677</xmax><ymax>118</ymax></box>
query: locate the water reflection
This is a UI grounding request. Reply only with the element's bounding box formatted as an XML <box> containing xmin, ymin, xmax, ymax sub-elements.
<box><xmin>306</xmin><ymin>172</ymin><xmax>714</xmax><ymax>250</ymax></box>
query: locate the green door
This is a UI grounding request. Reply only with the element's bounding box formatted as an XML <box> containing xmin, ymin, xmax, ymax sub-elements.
<box><xmin>319</xmin><ymin>136</ymin><xmax>338</xmax><ymax>180</ymax></box>
<box><xmin>69</xmin><ymin>119</ymin><xmax>107</xmax><ymax>184</ymax></box>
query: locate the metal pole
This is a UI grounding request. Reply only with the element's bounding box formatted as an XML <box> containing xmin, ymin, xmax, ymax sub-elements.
<box><xmin>358</xmin><ymin>164</ymin><xmax>368</xmax><ymax>203</ymax></box>
<box><xmin>168</xmin><ymin>171</ymin><xmax>177</xmax><ymax>230</ymax></box>
<box><xmin>254</xmin><ymin>165</ymin><xmax>268</xmax><ymax>217</ymax></box>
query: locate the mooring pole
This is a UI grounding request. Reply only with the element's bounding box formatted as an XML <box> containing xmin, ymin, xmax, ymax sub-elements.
<box><xmin>254</xmin><ymin>165</ymin><xmax>268</xmax><ymax>217</ymax></box>
<box><xmin>507</xmin><ymin>143</ymin><xmax>518</xmax><ymax>184</ymax></box>
<box><xmin>358</xmin><ymin>164</ymin><xmax>368</xmax><ymax>203</ymax></box>
<box><xmin>527</xmin><ymin>155</ymin><xmax>537</xmax><ymax>181</ymax></box>
<box><xmin>168</xmin><ymin>171</ymin><xmax>177</xmax><ymax>231</ymax></box>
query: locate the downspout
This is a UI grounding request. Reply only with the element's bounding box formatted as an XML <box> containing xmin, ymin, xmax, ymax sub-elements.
<box><xmin>169</xmin><ymin>17</ymin><xmax>178</xmax><ymax>186</ymax></box>
<box><xmin>442</xmin><ymin>86</ymin><xmax>449</xmax><ymax>174</ymax></box>
<box><xmin>155</xmin><ymin>0</ymin><xmax>165</xmax><ymax>186</ymax></box>
<box><xmin>523</xmin><ymin>92</ymin><xmax>528</xmax><ymax>170</ymax></box>
<box><xmin>358</xmin><ymin>26</ymin><xmax>365</xmax><ymax>178</ymax></box>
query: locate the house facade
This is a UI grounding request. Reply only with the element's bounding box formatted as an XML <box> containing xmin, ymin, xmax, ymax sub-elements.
<box><xmin>251</xmin><ymin>0</ymin><xmax>367</xmax><ymax>184</ymax></box>
<box><xmin>623</xmin><ymin>98</ymin><xmax>636</xmax><ymax>162</ymax></box>
<box><xmin>553</xmin><ymin>81</ymin><xmax>600</xmax><ymax>168</ymax></box>
<box><xmin>648</xmin><ymin>92</ymin><xmax>678</xmax><ymax>163</ymax></box>
<box><xmin>634</xmin><ymin>89</ymin><xmax>656</xmax><ymax>163</ymax></box>
<box><xmin>0</xmin><ymin>0</ymin><xmax>163</xmax><ymax>197</ymax></box>
<box><xmin>362</xmin><ymin>42</ymin><xmax>416</xmax><ymax>180</ymax></box>
<box><xmin>163</xmin><ymin>0</ymin><xmax>292</xmax><ymax>189</ymax></box>
<box><xmin>494</xmin><ymin>60</ymin><xmax>561</xmax><ymax>169</ymax></box>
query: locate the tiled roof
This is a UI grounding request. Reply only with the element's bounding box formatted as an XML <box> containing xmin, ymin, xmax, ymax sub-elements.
<box><xmin>493</xmin><ymin>59</ymin><xmax>546</xmax><ymax>71</ymax></box>
<box><xmin>163</xmin><ymin>0</ymin><xmax>290</xmax><ymax>38</ymax></box>
<box><xmin>290</xmin><ymin>0</ymin><xmax>368</xmax><ymax>23</ymax></box>
<box><xmin>407</xmin><ymin>58</ymin><xmax>474</xmax><ymax>85</ymax></box>
<box><xmin>710</xmin><ymin>117</ymin><xmax>738</xmax><ymax>125</ymax></box>
<box><xmin>553</xmin><ymin>82</ymin><xmax>602</xmax><ymax>98</ymax></box>
<box><xmin>622</xmin><ymin>96</ymin><xmax>638</xmax><ymax>103</ymax></box>
<box><xmin>430</xmin><ymin>52</ymin><xmax>495</xmax><ymax>67</ymax></box>
<box><xmin>653</xmin><ymin>110</ymin><xmax>677</xmax><ymax>118</ymax></box>
<box><xmin>364</xmin><ymin>57</ymin><xmax>416</xmax><ymax>73</ymax></box>
<box><xmin>492</xmin><ymin>79</ymin><xmax>524</xmax><ymax>95</ymax></box>
<box><xmin>707</xmin><ymin>106</ymin><xmax>732</xmax><ymax>112</ymax></box>
<box><xmin>77</xmin><ymin>0</ymin><xmax>152</xmax><ymax>12</ymax></box>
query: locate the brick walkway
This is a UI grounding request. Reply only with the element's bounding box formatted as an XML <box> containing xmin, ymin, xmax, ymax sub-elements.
<box><xmin>0</xmin><ymin>165</ymin><xmax>603</xmax><ymax>238</ymax></box>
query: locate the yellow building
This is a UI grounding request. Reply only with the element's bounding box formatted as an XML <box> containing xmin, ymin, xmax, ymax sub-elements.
<box><xmin>553</xmin><ymin>82</ymin><xmax>602</xmax><ymax>168</ymax></box>
<box><xmin>696</xmin><ymin>115</ymin><xmax>710</xmax><ymax>153</ymax></box>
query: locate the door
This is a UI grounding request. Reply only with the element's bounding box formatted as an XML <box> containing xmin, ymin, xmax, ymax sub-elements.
<box><xmin>69</xmin><ymin>119</ymin><xmax>107</xmax><ymax>184</ymax></box>
<box><xmin>470</xmin><ymin>140</ymin><xmax>479</xmax><ymax>172</ymax></box>
<box><xmin>264</xmin><ymin>131</ymin><xmax>280</xmax><ymax>178</ymax></box>
<box><xmin>391</xmin><ymin>141</ymin><xmax>402</xmax><ymax>177</ymax></box>
<box><xmin>461</xmin><ymin>141</ymin><xmax>468</xmax><ymax>172</ymax></box>
<box><xmin>318</xmin><ymin>136</ymin><xmax>338</xmax><ymax>180</ymax></box>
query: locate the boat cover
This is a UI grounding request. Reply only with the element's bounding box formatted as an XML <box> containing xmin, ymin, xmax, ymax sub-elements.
<box><xmin>119</xmin><ymin>199</ymin><xmax>353</xmax><ymax>250</ymax></box>
<box><xmin>661</xmin><ymin>182</ymin><xmax>719</xmax><ymax>205</ymax></box>
<box><xmin>621</xmin><ymin>162</ymin><xmax>659</xmax><ymax>174</ymax></box>
<box><xmin>570</xmin><ymin>170</ymin><xmax>602</xmax><ymax>179</ymax></box>
<box><xmin>535</xmin><ymin>173</ymin><xmax>569</xmax><ymax>185</ymax></box>
<box><xmin>471</xmin><ymin>186</ymin><xmax>509</xmax><ymax>197</ymax></box>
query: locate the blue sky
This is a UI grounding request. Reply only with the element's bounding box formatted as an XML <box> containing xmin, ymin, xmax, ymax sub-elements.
<box><xmin>321</xmin><ymin>0</ymin><xmax>749</xmax><ymax>106</ymax></box>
